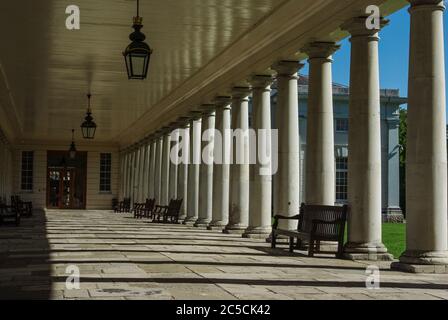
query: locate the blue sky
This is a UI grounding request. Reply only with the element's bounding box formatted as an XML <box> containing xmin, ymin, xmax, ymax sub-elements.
<box><xmin>302</xmin><ymin>5</ymin><xmax>448</xmax><ymax>120</ymax></box>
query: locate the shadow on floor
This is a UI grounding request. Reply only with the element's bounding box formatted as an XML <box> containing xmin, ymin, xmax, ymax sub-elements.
<box><xmin>49</xmin><ymin>276</ymin><xmax>448</xmax><ymax>290</ymax></box>
<box><xmin>0</xmin><ymin>209</ymin><xmax>52</xmax><ymax>299</ymax></box>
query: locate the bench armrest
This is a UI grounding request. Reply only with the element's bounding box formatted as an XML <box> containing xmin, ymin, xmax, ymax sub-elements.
<box><xmin>272</xmin><ymin>214</ymin><xmax>301</xmax><ymax>229</ymax></box>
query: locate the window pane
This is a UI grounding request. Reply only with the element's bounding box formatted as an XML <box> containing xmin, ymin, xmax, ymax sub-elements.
<box><xmin>21</xmin><ymin>151</ymin><xmax>34</xmax><ymax>191</ymax></box>
<box><xmin>99</xmin><ymin>153</ymin><xmax>112</xmax><ymax>192</ymax></box>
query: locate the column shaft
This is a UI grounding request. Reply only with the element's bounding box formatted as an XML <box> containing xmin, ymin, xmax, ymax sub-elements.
<box><xmin>209</xmin><ymin>101</ymin><xmax>232</xmax><ymax>230</ymax></box>
<box><xmin>169</xmin><ymin>129</ymin><xmax>179</xmax><ymax>201</ymax></box>
<box><xmin>148</xmin><ymin>138</ymin><xmax>157</xmax><ymax>200</ymax></box>
<box><xmin>177</xmin><ymin>124</ymin><xmax>190</xmax><ymax>220</ymax></box>
<box><xmin>154</xmin><ymin>136</ymin><xmax>163</xmax><ymax>205</ymax></box>
<box><xmin>184</xmin><ymin>117</ymin><xmax>202</xmax><ymax>224</ymax></box>
<box><xmin>196</xmin><ymin>110</ymin><xmax>216</xmax><ymax>227</ymax></box>
<box><xmin>244</xmin><ymin>76</ymin><xmax>273</xmax><ymax>238</ymax></box>
<box><xmin>225</xmin><ymin>89</ymin><xmax>251</xmax><ymax>234</ymax></box>
<box><xmin>161</xmin><ymin>131</ymin><xmax>171</xmax><ymax>206</ymax></box>
<box><xmin>393</xmin><ymin>0</ymin><xmax>448</xmax><ymax>270</ymax></box>
<box><xmin>273</xmin><ymin>61</ymin><xmax>303</xmax><ymax>230</ymax></box>
<box><xmin>342</xmin><ymin>17</ymin><xmax>392</xmax><ymax>260</ymax></box>
<box><xmin>303</xmin><ymin>42</ymin><xmax>339</xmax><ymax>205</ymax></box>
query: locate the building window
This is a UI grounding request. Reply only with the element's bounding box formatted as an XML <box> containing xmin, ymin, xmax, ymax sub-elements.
<box><xmin>335</xmin><ymin>118</ymin><xmax>349</xmax><ymax>132</ymax></box>
<box><xmin>21</xmin><ymin>151</ymin><xmax>34</xmax><ymax>191</ymax></box>
<box><xmin>100</xmin><ymin>153</ymin><xmax>112</xmax><ymax>192</ymax></box>
<box><xmin>336</xmin><ymin>157</ymin><xmax>348</xmax><ymax>202</ymax></box>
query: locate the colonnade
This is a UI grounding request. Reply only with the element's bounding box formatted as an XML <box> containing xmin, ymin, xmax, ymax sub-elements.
<box><xmin>119</xmin><ymin>0</ymin><xmax>448</xmax><ymax>271</ymax></box>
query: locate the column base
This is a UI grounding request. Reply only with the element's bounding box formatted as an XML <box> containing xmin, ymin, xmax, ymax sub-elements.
<box><xmin>223</xmin><ymin>224</ymin><xmax>248</xmax><ymax>234</ymax></box>
<box><xmin>182</xmin><ymin>216</ymin><xmax>197</xmax><ymax>226</ymax></box>
<box><xmin>194</xmin><ymin>219</ymin><xmax>211</xmax><ymax>228</ymax></box>
<box><xmin>243</xmin><ymin>227</ymin><xmax>272</xmax><ymax>239</ymax></box>
<box><xmin>382</xmin><ymin>207</ymin><xmax>404</xmax><ymax>223</ymax></box>
<box><xmin>390</xmin><ymin>250</ymin><xmax>448</xmax><ymax>273</ymax></box>
<box><xmin>207</xmin><ymin>221</ymin><xmax>228</xmax><ymax>231</ymax></box>
<box><xmin>343</xmin><ymin>242</ymin><xmax>394</xmax><ymax>261</ymax></box>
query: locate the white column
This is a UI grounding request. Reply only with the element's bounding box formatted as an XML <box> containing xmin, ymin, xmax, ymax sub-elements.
<box><xmin>393</xmin><ymin>0</ymin><xmax>448</xmax><ymax>271</ymax></box>
<box><xmin>142</xmin><ymin>141</ymin><xmax>151</xmax><ymax>201</ymax></box>
<box><xmin>209</xmin><ymin>97</ymin><xmax>232</xmax><ymax>230</ymax></box>
<box><xmin>272</xmin><ymin>61</ymin><xmax>303</xmax><ymax>230</ymax></box>
<box><xmin>148</xmin><ymin>137</ymin><xmax>157</xmax><ymax>200</ymax></box>
<box><xmin>177</xmin><ymin>121</ymin><xmax>190</xmax><ymax>220</ymax></box>
<box><xmin>154</xmin><ymin>134</ymin><xmax>163</xmax><ymax>205</ymax></box>
<box><xmin>130</xmin><ymin>150</ymin><xmax>136</xmax><ymax>200</ymax></box>
<box><xmin>303</xmin><ymin>42</ymin><xmax>339</xmax><ymax>205</ymax></box>
<box><xmin>119</xmin><ymin>151</ymin><xmax>125</xmax><ymax>199</ymax></box>
<box><xmin>244</xmin><ymin>76</ymin><xmax>274</xmax><ymax>238</ymax></box>
<box><xmin>342</xmin><ymin>17</ymin><xmax>392</xmax><ymax>260</ymax></box>
<box><xmin>123</xmin><ymin>151</ymin><xmax>129</xmax><ymax>198</ymax></box>
<box><xmin>161</xmin><ymin>129</ymin><xmax>171</xmax><ymax>206</ymax></box>
<box><xmin>133</xmin><ymin>147</ymin><xmax>141</xmax><ymax>204</ymax></box>
<box><xmin>195</xmin><ymin>108</ymin><xmax>216</xmax><ymax>227</ymax></box>
<box><xmin>138</xmin><ymin>144</ymin><xmax>146</xmax><ymax>202</ymax></box>
<box><xmin>169</xmin><ymin>128</ymin><xmax>179</xmax><ymax>201</ymax></box>
<box><xmin>225</xmin><ymin>88</ymin><xmax>251</xmax><ymax>234</ymax></box>
<box><xmin>184</xmin><ymin>115</ymin><xmax>202</xmax><ymax>225</ymax></box>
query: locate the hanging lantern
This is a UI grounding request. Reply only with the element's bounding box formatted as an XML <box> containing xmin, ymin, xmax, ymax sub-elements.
<box><xmin>69</xmin><ymin>129</ymin><xmax>77</xmax><ymax>159</ymax></box>
<box><xmin>123</xmin><ymin>0</ymin><xmax>153</xmax><ymax>80</ymax></box>
<box><xmin>81</xmin><ymin>93</ymin><xmax>97</xmax><ymax>139</ymax></box>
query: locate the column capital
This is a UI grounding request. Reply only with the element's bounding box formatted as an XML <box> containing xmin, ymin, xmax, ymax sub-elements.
<box><xmin>213</xmin><ymin>96</ymin><xmax>232</xmax><ymax>109</ymax></box>
<box><xmin>249</xmin><ymin>75</ymin><xmax>274</xmax><ymax>89</ymax></box>
<box><xmin>302</xmin><ymin>42</ymin><xmax>340</xmax><ymax>60</ymax></box>
<box><xmin>272</xmin><ymin>60</ymin><xmax>304</xmax><ymax>77</ymax></box>
<box><xmin>342</xmin><ymin>16</ymin><xmax>389</xmax><ymax>37</ymax></box>
<box><xmin>161</xmin><ymin>126</ymin><xmax>174</xmax><ymax>135</ymax></box>
<box><xmin>176</xmin><ymin>116</ymin><xmax>191</xmax><ymax>128</ymax></box>
<box><xmin>231</xmin><ymin>87</ymin><xmax>251</xmax><ymax>101</ymax></box>
<box><xmin>199</xmin><ymin>103</ymin><xmax>216</xmax><ymax>115</ymax></box>
<box><xmin>188</xmin><ymin>111</ymin><xmax>203</xmax><ymax>121</ymax></box>
<box><xmin>153</xmin><ymin>129</ymin><xmax>165</xmax><ymax>139</ymax></box>
<box><xmin>409</xmin><ymin>0</ymin><xmax>445</xmax><ymax>8</ymax></box>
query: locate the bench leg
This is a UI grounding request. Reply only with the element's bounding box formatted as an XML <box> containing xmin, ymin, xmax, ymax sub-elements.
<box><xmin>308</xmin><ymin>239</ymin><xmax>315</xmax><ymax>257</ymax></box>
<box><xmin>289</xmin><ymin>237</ymin><xmax>295</xmax><ymax>253</ymax></box>
<box><xmin>337</xmin><ymin>241</ymin><xmax>344</xmax><ymax>259</ymax></box>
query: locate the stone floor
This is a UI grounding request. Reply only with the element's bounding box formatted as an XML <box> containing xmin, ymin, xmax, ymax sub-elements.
<box><xmin>0</xmin><ymin>209</ymin><xmax>447</xmax><ymax>300</ymax></box>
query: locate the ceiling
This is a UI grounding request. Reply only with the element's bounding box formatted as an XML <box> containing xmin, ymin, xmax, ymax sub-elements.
<box><xmin>0</xmin><ymin>0</ymin><xmax>408</xmax><ymax>147</ymax></box>
<box><xmin>0</xmin><ymin>0</ymin><xmax>283</xmax><ymax>145</ymax></box>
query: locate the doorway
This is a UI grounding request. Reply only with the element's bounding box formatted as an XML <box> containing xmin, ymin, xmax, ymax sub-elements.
<box><xmin>46</xmin><ymin>151</ymin><xmax>87</xmax><ymax>209</ymax></box>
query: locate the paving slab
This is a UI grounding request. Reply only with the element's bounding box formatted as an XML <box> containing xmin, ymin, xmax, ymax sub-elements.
<box><xmin>1</xmin><ymin>209</ymin><xmax>448</xmax><ymax>300</ymax></box>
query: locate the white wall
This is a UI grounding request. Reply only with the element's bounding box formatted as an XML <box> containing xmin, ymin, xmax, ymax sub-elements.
<box><xmin>86</xmin><ymin>151</ymin><xmax>119</xmax><ymax>210</ymax></box>
<box><xmin>12</xmin><ymin>144</ymin><xmax>119</xmax><ymax>210</ymax></box>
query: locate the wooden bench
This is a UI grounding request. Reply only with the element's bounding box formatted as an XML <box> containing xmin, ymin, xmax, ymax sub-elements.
<box><xmin>135</xmin><ymin>198</ymin><xmax>156</xmax><ymax>219</ymax></box>
<box><xmin>272</xmin><ymin>203</ymin><xmax>348</xmax><ymax>258</ymax></box>
<box><xmin>153</xmin><ymin>199</ymin><xmax>183</xmax><ymax>224</ymax></box>
<box><xmin>115</xmin><ymin>198</ymin><xmax>131</xmax><ymax>213</ymax></box>
<box><xmin>0</xmin><ymin>202</ymin><xmax>21</xmax><ymax>226</ymax></box>
<box><xmin>11</xmin><ymin>196</ymin><xmax>32</xmax><ymax>217</ymax></box>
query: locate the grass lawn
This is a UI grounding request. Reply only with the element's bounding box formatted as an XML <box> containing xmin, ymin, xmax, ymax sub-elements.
<box><xmin>382</xmin><ymin>223</ymin><xmax>406</xmax><ymax>259</ymax></box>
<box><xmin>343</xmin><ymin>223</ymin><xmax>406</xmax><ymax>259</ymax></box>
